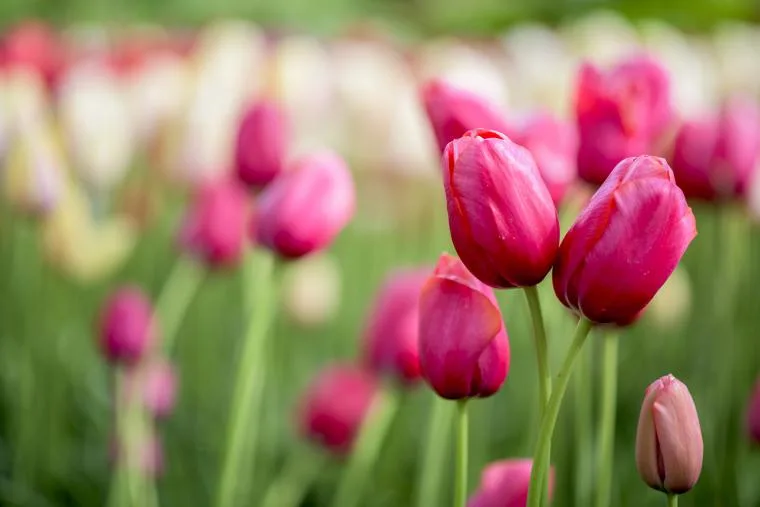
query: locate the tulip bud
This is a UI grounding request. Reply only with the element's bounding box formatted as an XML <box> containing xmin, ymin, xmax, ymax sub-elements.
<box><xmin>512</xmin><ymin>112</ymin><xmax>579</xmax><ymax>207</ymax></box>
<box><xmin>748</xmin><ymin>379</ymin><xmax>760</xmax><ymax>444</ymax></box>
<box><xmin>670</xmin><ymin>117</ymin><xmax>719</xmax><ymax>200</ymax></box>
<box><xmin>255</xmin><ymin>151</ymin><xmax>355</xmax><ymax>259</ymax></box>
<box><xmin>99</xmin><ymin>287</ymin><xmax>157</xmax><ymax>365</ymax></box>
<box><xmin>178</xmin><ymin>179</ymin><xmax>249</xmax><ymax>268</ymax></box>
<box><xmin>234</xmin><ymin>100</ymin><xmax>290</xmax><ymax>188</ymax></box>
<box><xmin>468</xmin><ymin>459</ymin><xmax>554</xmax><ymax>507</ymax></box>
<box><xmin>362</xmin><ymin>267</ymin><xmax>430</xmax><ymax>384</ymax></box>
<box><xmin>418</xmin><ymin>254</ymin><xmax>509</xmax><ymax>400</ymax></box>
<box><xmin>636</xmin><ymin>374</ymin><xmax>703</xmax><ymax>494</ymax></box>
<box><xmin>124</xmin><ymin>357</ymin><xmax>177</xmax><ymax>420</ymax></box>
<box><xmin>298</xmin><ymin>364</ymin><xmax>379</xmax><ymax>455</ymax></box>
<box><xmin>421</xmin><ymin>79</ymin><xmax>514</xmax><ymax>154</ymax></box>
<box><xmin>442</xmin><ymin>128</ymin><xmax>559</xmax><ymax>288</ymax></box>
<box><xmin>575</xmin><ymin>55</ymin><xmax>674</xmax><ymax>185</ymax></box>
<box><xmin>553</xmin><ymin>156</ymin><xmax>696</xmax><ymax>325</ymax></box>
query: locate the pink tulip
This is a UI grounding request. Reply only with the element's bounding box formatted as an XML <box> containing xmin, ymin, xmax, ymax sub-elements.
<box><xmin>553</xmin><ymin>156</ymin><xmax>696</xmax><ymax>325</ymax></box>
<box><xmin>512</xmin><ymin>112</ymin><xmax>578</xmax><ymax>206</ymax></box>
<box><xmin>178</xmin><ymin>178</ymin><xmax>249</xmax><ymax>268</ymax></box>
<box><xmin>255</xmin><ymin>151</ymin><xmax>355</xmax><ymax>259</ymax></box>
<box><xmin>636</xmin><ymin>374</ymin><xmax>703</xmax><ymax>494</ymax></box>
<box><xmin>99</xmin><ymin>287</ymin><xmax>157</xmax><ymax>365</ymax></box>
<box><xmin>298</xmin><ymin>364</ymin><xmax>379</xmax><ymax>455</ymax></box>
<box><xmin>468</xmin><ymin>459</ymin><xmax>554</xmax><ymax>507</ymax></box>
<box><xmin>234</xmin><ymin>100</ymin><xmax>290</xmax><ymax>188</ymax></box>
<box><xmin>418</xmin><ymin>254</ymin><xmax>509</xmax><ymax>400</ymax></box>
<box><xmin>124</xmin><ymin>357</ymin><xmax>177</xmax><ymax>420</ymax></box>
<box><xmin>442</xmin><ymin>128</ymin><xmax>559</xmax><ymax>288</ymax></box>
<box><xmin>0</xmin><ymin>21</ymin><xmax>65</xmax><ymax>89</ymax></box>
<box><xmin>748</xmin><ymin>379</ymin><xmax>760</xmax><ymax>444</ymax></box>
<box><xmin>362</xmin><ymin>267</ymin><xmax>430</xmax><ymax>384</ymax></box>
<box><xmin>422</xmin><ymin>79</ymin><xmax>515</xmax><ymax>154</ymax></box>
<box><xmin>670</xmin><ymin>118</ymin><xmax>718</xmax><ymax>200</ymax></box>
<box><xmin>575</xmin><ymin>55</ymin><xmax>674</xmax><ymax>185</ymax></box>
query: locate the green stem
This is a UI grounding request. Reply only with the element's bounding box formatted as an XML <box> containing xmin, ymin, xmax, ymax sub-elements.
<box><xmin>332</xmin><ymin>389</ymin><xmax>401</xmax><ymax>507</ymax></box>
<box><xmin>523</xmin><ymin>286</ymin><xmax>552</xmax><ymax>507</ymax></box>
<box><xmin>667</xmin><ymin>493</ymin><xmax>678</xmax><ymax>507</ymax></box>
<box><xmin>215</xmin><ymin>249</ymin><xmax>276</xmax><ymax>507</ymax></box>
<box><xmin>261</xmin><ymin>446</ymin><xmax>325</xmax><ymax>507</ymax></box>
<box><xmin>527</xmin><ymin>318</ymin><xmax>594</xmax><ymax>507</ymax></box>
<box><xmin>594</xmin><ymin>332</ymin><xmax>618</xmax><ymax>507</ymax></box>
<box><xmin>157</xmin><ymin>257</ymin><xmax>205</xmax><ymax>354</ymax></box>
<box><xmin>415</xmin><ymin>396</ymin><xmax>452</xmax><ymax>507</ymax></box>
<box><xmin>453</xmin><ymin>399</ymin><xmax>469</xmax><ymax>507</ymax></box>
<box><xmin>573</xmin><ymin>343</ymin><xmax>592</xmax><ymax>507</ymax></box>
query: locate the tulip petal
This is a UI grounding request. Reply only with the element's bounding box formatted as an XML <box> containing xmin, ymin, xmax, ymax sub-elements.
<box><xmin>636</xmin><ymin>384</ymin><xmax>664</xmax><ymax>491</ymax></box>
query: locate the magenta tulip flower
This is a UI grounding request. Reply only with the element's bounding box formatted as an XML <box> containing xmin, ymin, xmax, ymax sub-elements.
<box><xmin>362</xmin><ymin>267</ymin><xmax>430</xmax><ymax>385</ymax></box>
<box><xmin>422</xmin><ymin>79</ymin><xmax>515</xmax><ymax>154</ymax></box>
<box><xmin>418</xmin><ymin>253</ymin><xmax>510</xmax><ymax>400</ymax></box>
<box><xmin>124</xmin><ymin>357</ymin><xmax>177</xmax><ymax>420</ymax></box>
<box><xmin>234</xmin><ymin>100</ymin><xmax>290</xmax><ymax>188</ymax></box>
<box><xmin>298</xmin><ymin>364</ymin><xmax>379</xmax><ymax>455</ymax></box>
<box><xmin>442</xmin><ymin>128</ymin><xmax>559</xmax><ymax>288</ymax></box>
<box><xmin>575</xmin><ymin>55</ymin><xmax>674</xmax><ymax>186</ymax></box>
<box><xmin>254</xmin><ymin>151</ymin><xmax>355</xmax><ymax>259</ymax></box>
<box><xmin>748</xmin><ymin>379</ymin><xmax>760</xmax><ymax>444</ymax></box>
<box><xmin>99</xmin><ymin>287</ymin><xmax>157</xmax><ymax>365</ymax></box>
<box><xmin>513</xmin><ymin>112</ymin><xmax>578</xmax><ymax>206</ymax></box>
<box><xmin>636</xmin><ymin>374</ymin><xmax>703</xmax><ymax>494</ymax></box>
<box><xmin>553</xmin><ymin>156</ymin><xmax>696</xmax><ymax>325</ymax></box>
<box><xmin>178</xmin><ymin>178</ymin><xmax>249</xmax><ymax>268</ymax></box>
<box><xmin>468</xmin><ymin>459</ymin><xmax>554</xmax><ymax>507</ymax></box>
<box><xmin>670</xmin><ymin>118</ymin><xmax>718</xmax><ymax>200</ymax></box>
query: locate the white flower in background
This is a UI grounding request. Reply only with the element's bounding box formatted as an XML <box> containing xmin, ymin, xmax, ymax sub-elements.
<box><xmin>0</xmin><ymin>76</ymin><xmax>9</xmax><ymax>163</ymax></box>
<box><xmin>712</xmin><ymin>22</ymin><xmax>760</xmax><ymax>97</ymax></box>
<box><xmin>127</xmin><ymin>51</ymin><xmax>190</xmax><ymax>148</ymax></box>
<box><xmin>561</xmin><ymin>10</ymin><xmax>642</xmax><ymax>65</ymax></box>
<box><xmin>385</xmin><ymin>83</ymin><xmax>438</xmax><ymax>179</ymax></box>
<box><xmin>647</xmin><ymin>264</ymin><xmax>692</xmax><ymax>330</ymax></box>
<box><xmin>173</xmin><ymin>21</ymin><xmax>265</xmax><ymax>185</ymax></box>
<box><xmin>501</xmin><ymin>23</ymin><xmax>576</xmax><ymax>118</ymax></box>
<box><xmin>281</xmin><ymin>253</ymin><xmax>341</xmax><ymax>328</ymax></box>
<box><xmin>639</xmin><ymin>20</ymin><xmax>719</xmax><ymax>117</ymax></box>
<box><xmin>416</xmin><ymin>38</ymin><xmax>509</xmax><ymax>111</ymax></box>
<box><xmin>58</xmin><ymin>61</ymin><xmax>135</xmax><ymax>191</ymax></box>
<box><xmin>267</xmin><ymin>35</ymin><xmax>337</xmax><ymax>157</ymax></box>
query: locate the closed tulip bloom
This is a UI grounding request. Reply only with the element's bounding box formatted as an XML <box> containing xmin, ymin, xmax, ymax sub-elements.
<box><xmin>362</xmin><ymin>267</ymin><xmax>430</xmax><ymax>384</ymax></box>
<box><xmin>418</xmin><ymin>254</ymin><xmax>510</xmax><ymax>400</ymax></box>
<box><xmin>255</xmin><ymin>151</ymin><xmax>355</xmax><ymax>259</ymax></box>
<box><xmin>422</xmin><ymin>79</ymin><xmax>514</xmax><ymax>154</ymax></box>
<box><xmin>748</xmin><ymin>379</ymin><xmax>760</xmax><ymax>444</ymax></box>
<box><xmin>99</xmin><ymin>287</ymin><xmax>157</xmax><ymax>365</ymax></box>
<box><xmin>468</xmin><ymin>459</ymin><xmax>554</xmax><ymax>507</ymax></box>
<box><xmin>1</xmin><ymin>21</ymin><xmax>65</xmax><ymax>89</ymax></box>
<box><xmin>575</xmin><ymin>55</ymin><xmax>674</xmax><ymax>185</ymax></box>
<box><xmin>636</xmin><ymin>374</ymin><xmax>703</xmax><ymax>494</ymax></box>
<box><xmin>298</xmin><ymin>364</ymin><xmax>379</xmax><ymax>455</ymax></box>
<box><xmin>513</xmin><ymin>112</ymin><xmax>578</xmax><ymax>206</ymax></box>
<box><xmin>670</xmin><ymin>118</ymin><xmax>719</xmax><ymax>200</ymax></box>
<box><xmin>178</xmin><ymin>179</ymin><xmax>249</xmax><ymax>268</ymax></box>
<box><xmin>443</xmin><ymin>128</ymin><xmax>559</xmax><ymax>288</ymax></box>
<box><xmin>553</xmin><ymin>156</ymin><xmax>696</xmax><ymax>325</ymax></box>
<box><xmin>234</xmin><ymin>100</ymin><xmax>290</xmax><ymax>188</ymax></box>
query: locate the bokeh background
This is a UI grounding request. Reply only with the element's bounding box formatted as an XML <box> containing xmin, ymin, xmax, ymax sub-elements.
<box><xmin>2</xmin><ymin>0</ymin><xmax>760</xmax><ymax>506</ymax></box>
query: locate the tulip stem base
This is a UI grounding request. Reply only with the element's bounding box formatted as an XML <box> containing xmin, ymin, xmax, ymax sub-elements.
<box><xmin>527</xmin><ymin>317</ymin><xmax>594</xmax><ymax>507</ymax></box>
<box><xmin>595</xmin><ymin>331</ymin><xmax>618</xmax><ymax>507</ymax></box>
<box><xmin>332</xmin><ymin>388</ymin><xmax>401</xmax><ymax>507</ymax></box>
<box><xmin>667</xmin><ymin>493</ymin><xmax>678</xmax><ymax>507</ymax></box>
<box><xmin>416</xmin><ymin>395</ymin><xmax>452</xmax><ymax>507</ymax></box>
<box><xmin>157</xmin><ymin>257</ymin><xmax>205</xmax><ymax>354</ymax></box>
<box><xmin>454</xmin><ymin>399</ymin><xmax>469</xmax><ymax>507</ymax></box>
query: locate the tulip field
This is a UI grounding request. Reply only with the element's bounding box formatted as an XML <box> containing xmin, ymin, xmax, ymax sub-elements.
<box><xmin>2</xmin><ymin>8</ymin><xmax>760</xmax><ymax>507</ymax></box>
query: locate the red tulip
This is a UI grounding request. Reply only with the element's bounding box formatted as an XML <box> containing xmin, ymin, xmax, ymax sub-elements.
<box><xmin>362</xmin><ymin>267</ymin><xmax>430</xmax><ymax>384</ymax></box>
<box><xmin>124</xmin><ymin>357</ymin><xmax>178</xmax><ymax>420</ymax></box>
<box><xmin>99</xmin><ymin>287</ymin><xmax>157</xmax><ymax>365</ymax></box>
<box><xmin>0</xmin><ymin>21</ymin><xmax>65</xmax><ymax>90</ymax></box>
<box><xmin>553</xmin><ymin>156</ymin><xmax>696</xmax><ymax>325</ymax></box>
<box><xmin>418</xmin><ymin>254</ymin><xmax>510</xmax><ymax>400</ymax></box>
<box><xmin>636</xmin><ymin>374</ymin><xmax>703</xmax><ymax>494</ymax></box>
<box><xmin>298</xmin><ymin>364</ymin><xmax>379</xmax><ymax>455</ymax></box>
<box><xmin>468</xmin><ymin>459</ymin><xmax>554</xmax><ymax>507</ymax></box>
<box><xmin>422</xmin><ymin>79</ymin><xmax>515</xmax><ymax>154</ymax></box>
<box><xmin>442</xmin><ymin>128</ymin><xmax>559</xmax><ymax>288</ymax></box>
<box><xmin>748</xmin><ymin>379</ymin><xmax>760</xmax><ymax>444</ymax></box>
<box><xmin>178</xmin><ymin>179</ymin><xmax>249</xmax><ymax>268</ymax></box>
<box><xmin>255</xmin><ymin>151</ymin><xmax>355</xmax><ymax>259</ymax></box>
<box><xmin>513</xmin><ymin>112</ymin><xmax>578</xmax><ymax>206</ymax></box>
<box><xmin>575</xmin><ymin>55</ymin><xmax>674</xmax><ymax>186</ymax></box>
<box><xmin>234</xmin><ymin>100</ymin><xmax>290</xmax><ymax>188</ymax></box>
